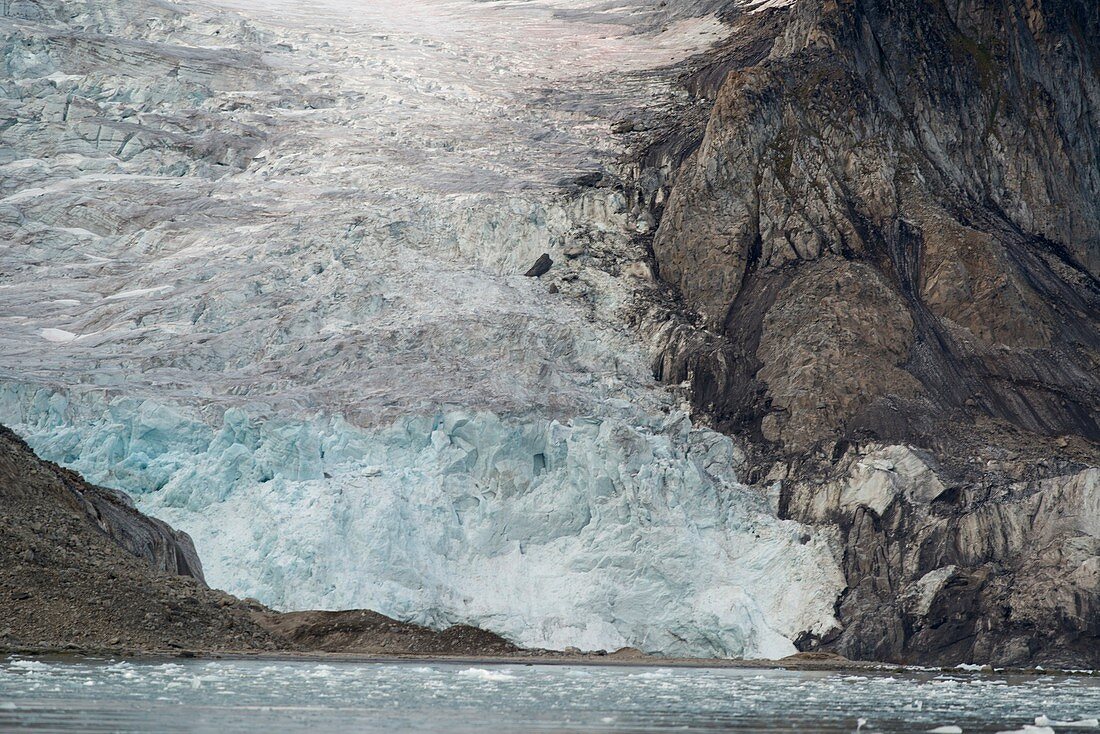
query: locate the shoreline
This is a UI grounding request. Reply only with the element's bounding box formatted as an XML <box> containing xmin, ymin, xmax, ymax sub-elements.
<box><xmin>4</xmin><ymin>645</ymin><xmax>1095</xmax><ymax>678</ymax></box>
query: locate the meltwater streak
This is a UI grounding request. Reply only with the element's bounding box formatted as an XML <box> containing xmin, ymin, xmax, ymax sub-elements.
<box><xmin>1</xmin><ymin>658</ymin><xmax>1098</xmax><ymax>733</ymax></box>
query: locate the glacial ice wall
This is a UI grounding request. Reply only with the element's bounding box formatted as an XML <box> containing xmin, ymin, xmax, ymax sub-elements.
<box><xmin>1</xmin><ymin>385</ymin><xmax>842</xmax><ymax>659</ymax></box>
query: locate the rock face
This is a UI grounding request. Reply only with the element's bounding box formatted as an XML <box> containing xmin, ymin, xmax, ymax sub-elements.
<box><xmin>258</xmin><ymin>610</ymin><xmax>522</xmax><ymax>656</ymax></box>
<box><xmin>652</xmin><ymin>0</ymin><xmax>1099</xmax><ymax>454</ymax></box>
<box><xmin>640</xmin><ymin>0</ymin><xmax>1100</xmax><ymax>665</ymax></box>
<box><xmin>0</xmin><ymin>426</ymin><xmax>204</xmax><ymax>582</ymax></box>
<box><xmin>524</xmin><ymin>253</ymin><xmax>554</xmax><ymax>277</ymax></box>
<box><xmin>781</xmin><ymin>446</ymin><xmax>1099</xmax><ymax>667</ymax></box>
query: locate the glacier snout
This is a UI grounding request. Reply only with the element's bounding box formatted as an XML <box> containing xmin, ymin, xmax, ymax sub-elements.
<box><xmin>2</xmin><ymin>389</ymin><xmax>843</xmax><ymax>659</ymax></box>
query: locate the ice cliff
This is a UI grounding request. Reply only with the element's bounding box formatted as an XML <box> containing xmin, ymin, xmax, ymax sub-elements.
<box><xmin>1</xmin><ymin>386</ymin><xmax>841</xmax><ymax>658</ymax></box>
<box><xmin>0</xmin><ymin>0</ymin><xmax>844</xmax><ymax>658</ymax></box>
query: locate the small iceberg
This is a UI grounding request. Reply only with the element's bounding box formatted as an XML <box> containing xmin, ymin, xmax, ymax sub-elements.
<box><xmin>456</xmin><ymin>668</ymin><xmax>515</xmax><ymax>682</ymax></box>
<box><xmin>1035</xmin><ymin>716</ymin><xmax>1100</xmax><ymax>728</ymax></box>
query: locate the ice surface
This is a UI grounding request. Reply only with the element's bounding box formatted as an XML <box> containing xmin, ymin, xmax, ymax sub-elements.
<box><xmin>0</xmin><ymin>0</ymin><xmax>841</xmax><ymax>657</ymax></box>
<box><xmin>1035</xmin><ymin>716</ymin><xmax>1099</xmax><ymax>728</ymax></box>
<box><xmin>38</xmin><ymin>328</ymin><xmax>76</xmax><ymax>343</ymax></box>
<box><xmin>457</xmin><ymin>668</ymin><xmax>516</xmax><ymax>682</ymax></box>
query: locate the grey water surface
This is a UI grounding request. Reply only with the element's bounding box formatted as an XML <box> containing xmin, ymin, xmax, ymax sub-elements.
<box><xmin>1</xmin><ymin>656</ymin><xmax>1097</xmax><ymax>733</ymax></box>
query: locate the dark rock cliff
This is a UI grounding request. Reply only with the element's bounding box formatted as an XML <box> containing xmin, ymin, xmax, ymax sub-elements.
<box><xmin>635</xmin><ymin>0</ymin><xmax>1100</xmax><ymax>665</ymax></box>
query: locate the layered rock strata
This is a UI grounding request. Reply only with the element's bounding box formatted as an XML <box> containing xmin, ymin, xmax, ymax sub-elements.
<box><xmin>638</xmin><ymin>0</ymin><xmax>1100</xmax><ymax>665</ymax></box>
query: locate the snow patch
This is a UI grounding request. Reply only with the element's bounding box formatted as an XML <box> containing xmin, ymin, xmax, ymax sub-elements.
<box><xmin>741</xmin><ymin>0</ymin><xmax>797</xmax><ymax>12</ymax></box>
<box><xmin>39</xmin><ymin>328</ymin><xmax>76</xmax><ymax>343</ymax></box>
<box><xmin>105</xmin><ymin>286</ymin><xmax>172</xmax><ymax>301</ymax></box>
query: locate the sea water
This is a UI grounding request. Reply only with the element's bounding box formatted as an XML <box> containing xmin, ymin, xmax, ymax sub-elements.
<box><xmin>0</xmin><ymin>657</ymin><xmax>1097</xmax><ymax>732</ymax></box>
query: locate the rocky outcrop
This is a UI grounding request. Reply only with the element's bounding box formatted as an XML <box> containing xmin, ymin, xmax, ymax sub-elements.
<box><xmin>524</xmin><ymin>253</ymin><xmax>554</xmax><ymax>277</ymax></box>
<box><xmin>780</xmin><ymin>444</ymin><xmax>1099</xmax><ymax>666</ymax></box>
<box><xmin>0</xmin><ymin>424</ymin><xmax>278</xmax><ymax>651</ymax></box>
<box><xmin>0</xmin><ymin>425</ymin><xmax>204</xmax><ymax>582</ymax></box>
<box><xmin>258</xmin><ymin>610</ymin><xmax>522</xmax><ymax>656</ymax></box>
<box><xmin>635</xmin><ymin>0</ymin><xmax>1100</xmax><ymax>665</ymax></box>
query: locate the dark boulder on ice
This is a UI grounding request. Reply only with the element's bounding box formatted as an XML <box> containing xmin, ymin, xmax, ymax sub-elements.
<box><xmin>524</xmin><ymin>253</ymin><xmax>553</xmax><ymax>277</ymax></box>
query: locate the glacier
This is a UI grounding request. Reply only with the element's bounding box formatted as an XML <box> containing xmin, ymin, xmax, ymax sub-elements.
<box><xmin>0</xmin><ymin>0</ymin><xmax>840</xmax><ymax>657</ymax></box>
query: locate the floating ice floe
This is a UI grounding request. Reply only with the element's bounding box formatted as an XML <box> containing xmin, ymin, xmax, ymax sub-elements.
<box><xmin>1035</xmin><ymin>716</ymin><xmax>1100</xmax><ymax>728</ymax></box>
<box><xmin>456</xmin><ymin>668</ymin><xmax>516</xmax><ymax>682</ymax></box>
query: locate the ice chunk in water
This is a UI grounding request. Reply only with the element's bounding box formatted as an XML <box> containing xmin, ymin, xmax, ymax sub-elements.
<box><xmin>456</xmin><ymin>668</ymin><xmax>515</xmax><ymax>682</ymax></box>
<box><xmin>1035</xmin><ymin>716</ymin><xmax>1099</xmax><ymax>728</ymax></box>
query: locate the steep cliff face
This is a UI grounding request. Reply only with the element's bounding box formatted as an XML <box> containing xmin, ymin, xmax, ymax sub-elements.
<box><xmin>653</xmin><ymin>0</ymin><xmax>1099</xmax><ymax>455</ymax></box>
<box><xmin>642</xmin><ymin>0</ymin><xmax>1099</xmax><ymax>664</ymax></box>
<box><xmin>782</xmin><ymin>447</ymin><xmax>1099</xmax><ymax>666</ymax></box>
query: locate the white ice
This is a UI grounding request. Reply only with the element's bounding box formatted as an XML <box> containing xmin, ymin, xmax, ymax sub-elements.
<box><xmin>38</xmin><ymin>328</ymin><xmax>76</xmax><ymax>343</ymax></box>
<box><xmin>1035</xmin><ymin>716</ymin><xmax>1099</xmax><ymax>728</ymax></box>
